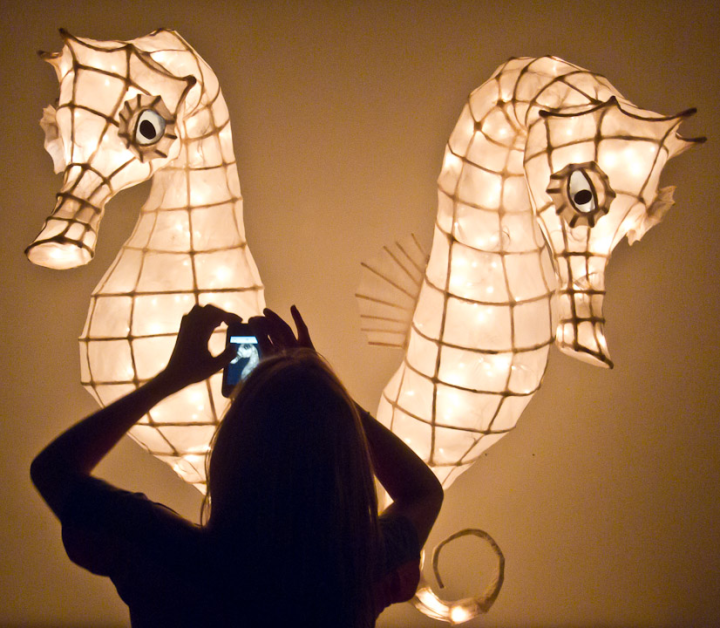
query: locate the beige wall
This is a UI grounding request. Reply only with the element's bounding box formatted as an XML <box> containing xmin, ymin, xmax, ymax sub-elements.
<box><xmin>1</xmin><ymin>1</ymin><xmax>718</xmax><ymax>626</ymax></box>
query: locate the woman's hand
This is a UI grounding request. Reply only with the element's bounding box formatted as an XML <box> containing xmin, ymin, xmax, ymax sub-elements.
<box><xmin>249</xmin><ymin>305</ymin><xmax>314</xmax><ymax>357</ymax></box>
<box><xmin>31</xmin><ymin>303</ymin><xmax>242</xmax><ymax>519</ymax></box>
<box><xmin>157</xmin><ymin>304</ymin><xmax>241</xmax><ymax>393</ymax></box>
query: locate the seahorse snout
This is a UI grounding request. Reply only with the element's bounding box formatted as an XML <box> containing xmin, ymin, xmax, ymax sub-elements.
<box><xmin>25</xmin><ymin>225</ymin><xmax>95</xmax><ymax>269</ymax></box>
<box><xmin>555</xmin><ymin>287</ymin><xmax>613</xmax><ymax>369</ymax></box>
<box><xmin>25</xmin><ymin>169</ymin><xmax>108</xmax><ymax>269</ymax></box>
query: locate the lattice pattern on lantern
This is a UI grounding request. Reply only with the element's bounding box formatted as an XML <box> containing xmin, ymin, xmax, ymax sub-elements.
<box><xmin>26</xmin><ymin>29</ymin><xmax>265</xmax><ymax>492</ymax></box>
<box><xmin>358</xmin><ymin>56</ymin><xmax>703</xmax><ymax>492</ymax></box>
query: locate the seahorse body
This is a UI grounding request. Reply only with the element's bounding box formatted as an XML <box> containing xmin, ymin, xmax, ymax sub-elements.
<box><xmin>26</xmin><ymin>30</ymin><xmax>264</xmax><ymax>490</ymax></box>
<box><xmin>366</xmin><ymin>57</ymin><xmax>701</xmax><ymax>488</ymax></box>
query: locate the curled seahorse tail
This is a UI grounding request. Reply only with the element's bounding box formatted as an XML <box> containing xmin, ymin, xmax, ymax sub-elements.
<box><xmin>412</xmin><ymin>528</ymin><xmax>505</xmax><ymax>624</ymax></box>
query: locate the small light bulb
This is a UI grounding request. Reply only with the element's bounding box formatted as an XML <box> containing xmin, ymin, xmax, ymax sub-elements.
<box><xmin>603</xmin><ymin>152</ymin><xmax>618</xmax><ymax>168</ymax></box>
<box><xmin>215</xmin><ymin>266</ymin><xmax>231</xmax><ymax>282</ymax></box>
<box><xmin>450</xmin><ymin>606</ymin><xmax>472</xmax><ymax>624</ymax></box>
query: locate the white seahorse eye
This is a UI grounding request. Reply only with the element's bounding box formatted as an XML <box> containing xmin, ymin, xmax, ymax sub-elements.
<box><xmin>134</xmin><ymin>109</ymin><xmax>166</xmax><ymax>146</ymax></box>
<box><xmin>568</xmin><ymin>169</ymin><xmax>597</xmax><ymax>214</ymax></box>
<box><xmin>118</xmin><ymin>95</ymin><xmax>177</xmax><ymax>162</ymax></box>
<box><xmin>547</xmin><ymin>161</ymin><xmax>616</xmax><ymax>228</ymax></box>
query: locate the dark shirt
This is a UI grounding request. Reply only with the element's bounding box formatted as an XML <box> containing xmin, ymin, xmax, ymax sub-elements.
<box><xmin>60</xmin><ymin>476</ymin><xmax>420</xmax><ymax>626</ymax></box>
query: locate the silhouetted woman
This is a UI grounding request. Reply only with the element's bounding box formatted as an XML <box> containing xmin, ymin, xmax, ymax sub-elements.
<box><xmin>31</xmin><ymin>305</ymin><xmax>443</xmax><ymax>627</ymax></box>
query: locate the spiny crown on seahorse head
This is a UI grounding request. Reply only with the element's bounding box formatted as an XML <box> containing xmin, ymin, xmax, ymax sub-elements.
<box><xmin>26</xmin><ymin>29</ymin><xmax>265</xmax><ymax>492</ymax></box>
<box><xmin>358</xmin><ymin>56</ymin><xmax>704</xmax><ymax>492</ymax></box>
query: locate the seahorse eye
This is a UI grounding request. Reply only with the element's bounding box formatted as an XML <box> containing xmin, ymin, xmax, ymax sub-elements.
<box><xmin>139</xmin><ymin>120</ymin><xmax>157</xmax><ymax>140</ymax></box>
<box><xmin>547</xmin><ymin>162</ymin><xmax>615</xmax><ymax>228</ymax></box>
<box><xmin>573</xmin><ymin>190</ymin><xmax>593</xmax><ymax>205</ymax></box>
<box><xmin>118</xmin><ymin>95</ymin><xmax>177</xmax><ymax>162</ymax></box>
<box><xmin>134</xmin><ymin>110</ymin><xmax>166</xmax><ymax>146</ymax></box>
<box><xmin>568</xmin><ymin>169</ymin><xmax>597</xmax><ymax>214</ymax></box>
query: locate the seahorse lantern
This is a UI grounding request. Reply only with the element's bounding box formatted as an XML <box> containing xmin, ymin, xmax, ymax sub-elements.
<box><xmin>358</xmin><ymin>55</ymin><xmax>703</xmax><ymax>624</ymax></box>
<box><xmin>358</xmin><ymin>56</ymin><xmax>703</xmax><ymax>489</ymax></box>
<box><xmin>26</xmin><ymin>29</ymin><xmax>265</xmax><ymax>491</ymax></box>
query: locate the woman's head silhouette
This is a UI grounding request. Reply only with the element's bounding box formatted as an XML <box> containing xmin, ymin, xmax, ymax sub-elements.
<box><xmin>205</xmin><ymin>349</ymin><xmax>380</xmax><ymax>626</ymax></box>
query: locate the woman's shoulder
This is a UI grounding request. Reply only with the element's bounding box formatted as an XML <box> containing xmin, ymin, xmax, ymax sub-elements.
<box><xmin>60</xmin><ymin>475</ymin><xmax>202</xmax><ymax>575</ymax></box>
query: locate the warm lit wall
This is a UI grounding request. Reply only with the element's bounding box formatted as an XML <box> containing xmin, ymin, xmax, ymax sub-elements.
<box><xmin>1</xmin><ymin>1</ymin><xmax>718</xmax><ymax>626</ymax></box>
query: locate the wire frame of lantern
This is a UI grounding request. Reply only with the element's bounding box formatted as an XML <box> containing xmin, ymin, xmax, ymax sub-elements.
<box><xmin>26</xmin><ymin>29</ymin><xmax>265</xmax><ymax>492</ymax></box>
<box><xmin>358</xmin><ymin>55</ymin><xmax>703</xmax><ymax>489</ymax></box>
<box><xmin>358</xmin><ymin>56</ymin><xmax>703</xmax><ymax>622</ymax></box>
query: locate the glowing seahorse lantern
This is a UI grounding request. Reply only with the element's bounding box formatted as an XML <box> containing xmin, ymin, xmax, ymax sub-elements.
<box><xmin>26</xmin><ymin>30</ymin><xmax>264</xmax><ymax>492</ymax></box>
<box><xmin>358</xmin><ymin>56</ymin><xmax>702</xmax><ymax>623</ymax></box>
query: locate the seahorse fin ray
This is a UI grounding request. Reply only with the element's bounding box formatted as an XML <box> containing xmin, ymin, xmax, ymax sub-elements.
<box><xmin>356</xmin><ymin>234</ymin><xmax>428</xmax><ymax>348</ymax></box>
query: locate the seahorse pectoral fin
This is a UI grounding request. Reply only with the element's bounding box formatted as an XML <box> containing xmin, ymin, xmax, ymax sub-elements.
<box><xmin>355</xmin><ymin>234</ymin><xmax>428</xmax><ymax>348</ymax></box>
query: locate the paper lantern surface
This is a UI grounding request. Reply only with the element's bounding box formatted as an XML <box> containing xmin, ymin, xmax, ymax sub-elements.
<box><xmin>358</xmin><ymin>56</ymin><xmax>702</xmax><ymax>491</ymax></box>
<box><xmin>358</xmin><ymin>55</ymin><xmax>702</xmax><ymax>624</ymax></box>
<box><xmin>26</xmin><ymin>29</ymin><xmax>265</xmax><ymax>491</ymax></box>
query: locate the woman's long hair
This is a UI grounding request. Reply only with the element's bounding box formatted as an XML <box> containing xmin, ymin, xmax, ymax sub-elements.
<box><xmin>202</xmin><ymin>350</ymin><xmax>380</xmax><ymax>627</ymax></box>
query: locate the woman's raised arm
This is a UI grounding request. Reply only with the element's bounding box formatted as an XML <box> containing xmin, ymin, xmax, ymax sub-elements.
<box><xmin>31</xmin><ymin>304</ymin><xmax>239</xmax><ymax>520</ymax></box>
<box><xmin>356</xmin><ymin>407</ymin><xmax>443</xmax><ymax>548</ymax></box>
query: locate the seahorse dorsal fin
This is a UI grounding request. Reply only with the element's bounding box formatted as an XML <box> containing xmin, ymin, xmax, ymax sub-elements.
<box><xmin>355</xmin><ymin>234</ymin><xmax>429</xmax><ymax>348</ymax></box>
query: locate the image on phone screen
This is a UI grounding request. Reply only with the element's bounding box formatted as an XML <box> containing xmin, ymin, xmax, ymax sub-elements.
<box><xmin>226</xmin><ymin>335</ymin><xmax>260</xmax><ymax>389</ymax></box>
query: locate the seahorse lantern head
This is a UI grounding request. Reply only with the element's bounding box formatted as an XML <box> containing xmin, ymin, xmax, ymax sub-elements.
<box><xmin>359</xmin><ymin>57</ymin><xmax>704</xmax><ymax>490</ymax></box>
<box><xmin>524</xmin><ymin>97</ymin><xmax>701</xmax><ymax>367</ymax></box>
<box><xmin>26</xmin><ymin>29</ymin><xmax>199</xmax><ymax>269</ymax></box>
